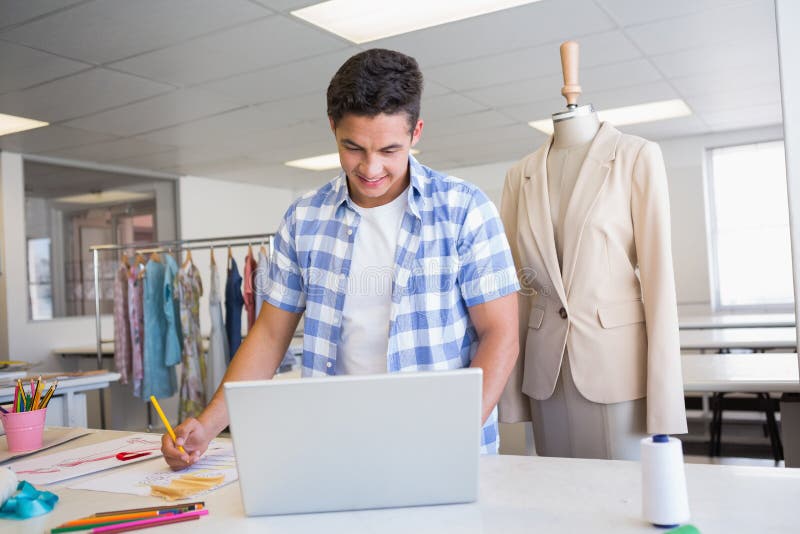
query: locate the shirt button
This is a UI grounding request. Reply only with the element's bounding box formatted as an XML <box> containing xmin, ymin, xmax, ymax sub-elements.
<box><xmin>347</xmin><ymin>229</ymin><xmax>353</xmax><ymax>236</ymax></box>
<box><xmin>559</xmin><ymin>307</ymin><xmax>568</xmax><ymax>320</ymax></box>
<box><xmin>326</xmin><ymin>361</ymin><xmax>332</xmax><ymax>368</ymax></box>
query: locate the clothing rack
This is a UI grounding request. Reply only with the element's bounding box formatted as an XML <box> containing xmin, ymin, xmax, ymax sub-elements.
<box><xmin>90</xmin><ymin>233</ymin><xmax>275</xmax><ymax>429</ymax></box>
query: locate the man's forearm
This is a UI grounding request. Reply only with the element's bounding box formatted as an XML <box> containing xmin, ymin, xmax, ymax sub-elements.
<box><xmin>196</xmin><ymin>306</ymin><xmax>296</xmax><ymax>436</ymax></box>
<box><xmin>470</xmin><ymin>328</ymin><xmax>519</xmax><ymax>424</ymax></box>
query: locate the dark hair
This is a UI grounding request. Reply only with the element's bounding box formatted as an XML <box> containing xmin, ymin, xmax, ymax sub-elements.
<box><xmin>327</xmin><ymin>49</ymin><xmax>423</xmax><ymax>133</ymax></box>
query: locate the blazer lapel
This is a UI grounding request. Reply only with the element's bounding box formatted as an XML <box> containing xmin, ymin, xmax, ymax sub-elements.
<box><xmin>561</xmin><ymin>122</ymin><xmax>621</xmax><ymax>296</ymax></box>
<box><xmin>522</xmin><ymin>140</ymin><xmax>568</xmax><ymax>307</ymax></box>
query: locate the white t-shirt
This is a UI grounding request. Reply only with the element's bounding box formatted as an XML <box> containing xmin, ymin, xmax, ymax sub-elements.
<box><xmin>337</xmin><ymin>188</ymin><xmax>408</xmax><ymax>374</ymax></box>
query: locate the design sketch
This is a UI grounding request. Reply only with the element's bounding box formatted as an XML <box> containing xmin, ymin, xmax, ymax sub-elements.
<box><xmin>9</xmin><ymin>434</ymin><xmax>163</xmax><ymax>485</ymax></box>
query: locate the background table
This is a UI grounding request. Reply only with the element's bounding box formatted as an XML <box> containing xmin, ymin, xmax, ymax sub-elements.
<box><xmin>680</xmin><ymin>327</ymin><xmax>797</xmax><ymax>352</ymax></box>
<box><xmin>0</xmin><ymin>372</ymin><xmax>120</xmax><ymax>428</ymax></box>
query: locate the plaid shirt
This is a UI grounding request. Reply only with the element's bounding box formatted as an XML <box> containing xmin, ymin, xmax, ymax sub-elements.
<box><xmin>263</xmin><ymin>155</ymin><xmax>519</xmax><ymax>453</ymax></box>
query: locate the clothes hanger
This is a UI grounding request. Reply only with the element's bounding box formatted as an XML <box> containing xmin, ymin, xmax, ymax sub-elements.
<box><xmin>182</xmin><ymin>248</ymin><xmax>193</xmax><ymax>269</ymax></box>
<box><xmin>121</xmin><ymin>252</ymin><xmax>130</xmax><ymax>269</ymax></box>
<box><xmin>227</xmin><ymin>245</ymin><xmax>233</xmax><ymax>270</ymax></box>
<box><xmin>150</xmin><ymin>249</ymin><xmax>162</xmax><ymax>263</ymax></box>
<box><xmin>247</xmin><ymin>242</ymin><xmax>253</xmax><ymax>259</ymax></box>
<box><xmin>210</xmin><ymin>245</ymin><xmax>216</xmax><ymax>267</ymax></box>
<box><xmin>259</xmin><ymin>238</ymin><xmax>267</xmax><ymax>257</ymax></box>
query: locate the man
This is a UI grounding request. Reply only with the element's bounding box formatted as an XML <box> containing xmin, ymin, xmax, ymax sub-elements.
<box><xmin>162</xmin><ymin>48</ymin><xmax>519</xmax><ymax>468</ymax></box>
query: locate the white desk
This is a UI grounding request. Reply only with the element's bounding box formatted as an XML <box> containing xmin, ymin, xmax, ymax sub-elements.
<box><xmin>683</xmin><ymin>353</ymin><xmax>800</xmax><ymax>393</ymax></box>
<box><xmin>680</xmin><ymin>327</ymin><xmax>797</xmax><ymax>352</ymax></box>
<box><xmin>0</xmin><ymin>373</ymin><xmax>120</xmax><ymax>428</ymax></box>
<box><xmin>5</xmin><ymin>429</ymin><xmax>799</xmax><ymax>534</ymax></box>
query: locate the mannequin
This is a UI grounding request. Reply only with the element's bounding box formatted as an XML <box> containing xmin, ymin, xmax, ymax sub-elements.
<box><xmin>498</xmin><ymin>41</ymin><xmax>687</xmax><ymax>460</ymax></box>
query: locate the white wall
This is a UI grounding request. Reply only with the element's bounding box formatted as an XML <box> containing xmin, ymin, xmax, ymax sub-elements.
<box><xmin>177</xmin><ymin>175</ymin><xmax>296</xmax><ymax>337</ymax></box>
<box><xmin>444</xmin><ymin>124</ymin><xmax>784</xmax><ymax>307</ymax></box>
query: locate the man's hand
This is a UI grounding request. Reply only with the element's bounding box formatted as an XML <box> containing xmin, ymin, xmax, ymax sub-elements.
<box><xmin>161</xmin><ymin>417</ymin><xmax>212</xmax><ymax>471</ymax></box>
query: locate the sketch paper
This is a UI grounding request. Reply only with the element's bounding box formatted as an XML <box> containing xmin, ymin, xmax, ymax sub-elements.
<box><xmin>8</xmin><ymin>433</ymin><xmax>163</xmax><ymax>485</ymax></box>
<box><xmin>69</xmin><ymin>440</ymin><xmax>236</xmax><ymax>497</ymax></box>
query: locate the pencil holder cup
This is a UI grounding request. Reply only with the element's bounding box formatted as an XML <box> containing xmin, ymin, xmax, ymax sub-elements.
<box><xmin>1</xmin><ymin>408</ymin><xmax>47</xmax><ymax>452</ymax></box>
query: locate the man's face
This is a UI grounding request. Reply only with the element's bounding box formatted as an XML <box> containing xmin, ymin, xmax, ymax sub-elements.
<box><xmin>331</xmin><ymin>112</ymin><xmax>423</xmax><ymax>208</ymax></box>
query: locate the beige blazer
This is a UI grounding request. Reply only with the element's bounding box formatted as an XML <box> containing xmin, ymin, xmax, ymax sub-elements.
<box><xmin>498</xmin><ymin>123</ymin><xmax>687</xmax><ymax>435</ymax></box>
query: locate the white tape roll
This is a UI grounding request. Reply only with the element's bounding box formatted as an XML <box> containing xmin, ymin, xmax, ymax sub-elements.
<box><xmin>0</xmin><ymin>466</ymin><xmax>18</xmax><ymax>507</ymax></box>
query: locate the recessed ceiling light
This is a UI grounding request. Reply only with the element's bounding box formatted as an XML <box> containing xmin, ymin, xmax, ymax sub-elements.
<box><xmin>286</xmin><ymin>149</ymin><xmax>420</xmax><ymax>171</ymax></box>
<box><xmin>292</xmin><ymin>0</ymin><xmax>542</xmax><ymax>44</ymax></box>
<box><xmin>528</xmin><ymin>99</ymin><xmax>693</xmax><ymax>134</ymax></box>
<box><xmin>0</xmin><ymin>112</ymin><xmax>49</xmax><ymax>136</ymax></box>
<box><xmin>55</xmin><ymin>190</ymin><xmax>153</xmax><ymax>205</ymax></box>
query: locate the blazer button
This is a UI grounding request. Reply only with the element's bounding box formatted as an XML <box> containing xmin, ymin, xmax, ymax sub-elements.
<box><xmin>559</xmin><ymin>307</ymin><xmax>568</xmax><ymax>320</ymax></box>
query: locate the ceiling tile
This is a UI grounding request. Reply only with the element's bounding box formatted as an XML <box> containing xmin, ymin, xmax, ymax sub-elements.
<box><xmin>422</xmin><ymin>93</ymin><xmax>487</xmax><ymax>120</ymax></box>
<box><xmin>46</xmin><ymin>137</ymin><xmax>176</xmax><ymax>163</ymax></box>
<box><xmin>624</xmin><ymin>1</ymin><xmax>775</xmax><ymax>56</ymax></box>
<box><xmin>651</xmin><ymin>37</ymin><xmax>779</xmax><ymax>78</ymax></box>
<box><xmin>701</xmin><ymin>102</ymin><xmax>783</xmax><ymax>131</ymax></box>
<box><xmin>109</xmin><ymin>15</ymin><xmax>349</xmax><ymax>86</ymax></box>
<box><xmin>0</xmin><ymin>124</ymin><xmax>117</xmax><ymax>153</ymax></box>
<box><xmin>1</xmin><ymin>0</ymin><xmax>271</xmax><ymax>64</ymax></box>
<box><xmin>685</xmin><ymin>84</ymin><xmax>782</xmax><ymax>115</ymax></box>
<box><xmin>420</xmin><ymin>110</ymin><xmax>516</xmax><ymax>139</ymax></box>
<box><xmin>0</xmin><ymin>67</ymin><xmax>173</xmax><ymax>122</ymax></box>
<box><xmin>595</xmin><ymin>0</ymin><xmax>745</xmax><ymax>27</ymax></box>
<box><xmin>0</xmin><ymin>0</ymin><xmax>84</xmax><ymax>30</ymax></box>
<box><xmin>425</xmin><ymin>31</ymin><xmax>640</xmax><ymax>92</ymax></box>
<box><xmin>420</xmin><ymin>123</ymin><xmax>534</xmax><ymax>153</ymax></box>
<box><xmin>63</xmin><ymin>88</ymin><xmax>243</xmax><ymax>136</ymax></box>
<box><xmin>372</xmin><ymin>0</ymin><xmax>615</xmax><ymax>68</ymax></box>
<box><xmin>670</xmin><ymin>65</ymin><xmax>780</xmax><ymax>97</ymax></box>
<box><xmin>0</xmin><ymin>40</ymin><xmax>90</xmax><ymax>93</ymax></box>
<box><xmin>464</xmin><ymin>58</ymin><xmax>662</xmax><ymax>108</ymax></box>
<box><xmin>249</xmin><ymin>0</ymin><xmax>318</xmax><ymax>12</ymax></box>
<box><xmin>198</xmin><ymin>48</ymin><xmax>358</xmax><ymax>105</ymax></box>
<box><xmin>619</xmin><ymin>115</ymin><xmax>709</xmax><ymax>141</ymax></box>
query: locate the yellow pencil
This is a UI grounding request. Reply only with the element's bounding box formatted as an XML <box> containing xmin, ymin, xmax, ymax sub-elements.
<box><xmin>40</xmin><ymin>381</ymin><xmax>58</xmax><ymax>408</ymax></box>
<box><xmin>149</xmin><ymin>395</ymin><xmax>186</xmax><ymax>454</ymax></box>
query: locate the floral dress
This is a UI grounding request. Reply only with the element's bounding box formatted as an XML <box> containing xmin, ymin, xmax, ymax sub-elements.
<box><xmin>175</xmin><ymin>263</ymin><xmax>206</xmax><ymax>420</ymax></box>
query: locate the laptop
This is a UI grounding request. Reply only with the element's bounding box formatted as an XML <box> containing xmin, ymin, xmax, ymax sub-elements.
<box><xmin>224</xmin><ymin>368</ymin><xmax>482</xmax><ymax>516</ymax></box>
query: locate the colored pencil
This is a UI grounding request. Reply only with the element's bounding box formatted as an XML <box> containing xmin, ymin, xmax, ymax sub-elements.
<box><xmin>149</xmin><ymin>395</ymin><xmax>186</xmax><ymax>454</ymax></box>
<box><xmin>41</xmin><ymin>381</ymin><xmax>58</xmax><ymax>408</ymax></box>
<box><xmin>51</xmin><ymin>517</ymin><xmax>161</xmax><ymax>533</ymax></box>
<box><xmin>93</xmin><ymin>502</ymin><xmax>204</xmax><ymax>518</ymax></box>
<box><xmin>32</xmin><ymin>377</ymin><xmax>43</xmax><ymax>409</ymax></box>
<box><xmin>0</xmin><ymin>405</ymin><xmax>8</xmax><ymax>414</ymax></box>
<box><xmin>91</xmin><ymin>509</ymin><xmax>208</xmax><ymax>533</ymax></box>
<box><xmin>61</xmin><ymin>511</ymin><xmax>166</xmax><ymax>527</ymax></box>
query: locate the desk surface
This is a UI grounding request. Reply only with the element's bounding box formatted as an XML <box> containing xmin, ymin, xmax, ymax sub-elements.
<box><xmin>6</xmin><ymin>429</ymin><xmax>799</xmax><ymax>534</ymax></box>
<box><xmin>682</xmin><ymin>353</ymin><xmax>800</xmax><ymax>392</ymax></box>
<box><xmin>679</xmin><ymin>327</ymin><xmax>797</xmax><ymax>351</ymax></box>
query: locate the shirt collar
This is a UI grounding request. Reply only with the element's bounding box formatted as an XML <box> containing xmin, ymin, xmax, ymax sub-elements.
<box><xmin>332</xmin><ymin>154</ymin><xmax>426</xmax><ymax>218</ymax></box>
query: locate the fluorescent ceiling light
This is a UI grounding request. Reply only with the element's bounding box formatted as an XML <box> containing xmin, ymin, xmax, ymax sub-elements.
<box><xmin>0</xmin><ymin>112</ymin><xmax>49</xmax><ymax>136</ymax></box>
<box><xmin>292</xmin><ymin>0</ymin><xmax>542</xmax><ymax>44</ymax></box>
<box><xmin>286</xmin><ymin>149</ymin><xmax>420</xmax><ymax>171</ymax></box>
<box><xmin>528</xmin><ymin>99</ymin><xmax>693</xmax><ymax>135</ymax></box>
<box><xmin>55</xmin><ymin>190</ymin><xmax>153</xmax><ymax>205</ymax></box>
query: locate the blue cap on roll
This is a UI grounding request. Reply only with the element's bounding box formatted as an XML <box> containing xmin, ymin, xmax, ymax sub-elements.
<box><xmin>653</xmin><ymin>434</ymin><xmax>669</xmax><ymax>443</ymax></box>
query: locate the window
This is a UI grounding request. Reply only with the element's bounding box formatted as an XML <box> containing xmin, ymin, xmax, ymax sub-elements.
<box><xmin>27</xmin><ymin>237</ymin><xmax>53</xmax><ymax>320</ymax></box>
<box><xmin>707</xmin><ymin>140</ymin><xmax>793</xmax><ymax>310</ymax></box>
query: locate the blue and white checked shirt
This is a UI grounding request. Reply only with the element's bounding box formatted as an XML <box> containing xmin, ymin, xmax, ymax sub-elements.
<box><xmin>263</xmin><ymin>155</ymin><xmax>520</xmax><ymax>453</ymax></box>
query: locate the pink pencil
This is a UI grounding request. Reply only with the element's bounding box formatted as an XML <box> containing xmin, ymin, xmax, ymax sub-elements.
<box><xmin>91</xmin><ymin>509</ymin><xmax>209</xmax><ymax>533</ymax></box>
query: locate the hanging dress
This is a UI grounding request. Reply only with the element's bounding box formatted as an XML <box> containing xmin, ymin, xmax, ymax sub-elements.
<box><xmin>128</xmin><ymin>262</ymin><xmax>145</xmax><ymax>397</ymax></box>
<box><xmin>175</xmin><ymin>263</ymin><xmax>206</xmax><ymax>420</ymax></box>
<box><xmin>113</xmin><ymin>262</ymin><xmax>131</xmax><ymax>384</ymax></box>
<box><xmin>142</xmin><ymin>255</ymin><xmax>181</xmax><ymax>400</ymax></box>
<box><xmin>225</xmin><ymin>257</ymin><xmax>244</xmax><ymax>360</ymax></box>
<box><xmin>206</xmin><ymin>261</ymin><xmax>229</xmax><ymax>401</ymax></box>
<box><xmin>243</xmin><ymin>250</ymin><xmax>258</xmax><ymax>332</ymax></box>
